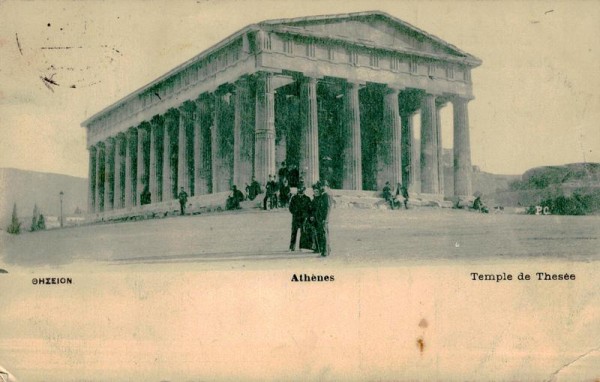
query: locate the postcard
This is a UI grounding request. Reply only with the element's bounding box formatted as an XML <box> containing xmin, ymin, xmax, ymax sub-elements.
<box><xmin>0</xmin><ymin>1</ymin><xmax>598</xmax><ymax>381</ymax></box>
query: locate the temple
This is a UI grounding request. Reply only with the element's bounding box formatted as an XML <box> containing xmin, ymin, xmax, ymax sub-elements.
<box><xmin>82</xmin><ymin>11</ymin><xmax>481</xmax><ymax>219</ymax></box>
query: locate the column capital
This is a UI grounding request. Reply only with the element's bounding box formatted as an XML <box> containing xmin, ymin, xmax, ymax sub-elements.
<box><xmin>345</xmin><ymin>79</ymin><xmax>366</xmax><ymax>87</ymax></box>
<box><xmin>104</xmin><ymin>136</ymin><xmax>115</xmax><ymax>147</ymax></box>
<box><xmin>450</xmin><ymin>94</ymin><xmax>475</xmax><ymax>103</ymax></box>
<box><xmin>385</xmin><ymin>84</ymin><xmax>404</xmax><ymax>93</ymax></box>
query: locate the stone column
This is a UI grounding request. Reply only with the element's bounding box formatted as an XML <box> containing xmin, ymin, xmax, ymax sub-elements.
<box><xmin>124</xmin><ymin>129</ymin><xmax>137</xmax><ymax>208</ymax></box>
<box><xmin>436</xmin><ymin>101</ymin><xmax>445</xmax><ymax>195</ymax></box>
<box><xmin>88</xmin><ymin>146</ymin><xmax>97</xmax><ymax>214</ymax></box>
<box><xmin>149</xmin><ymin>116</ymin><xmax>162</xmax><ymax>203</ymax></box>
<box><xmin>136</xmin><ymin>125</ymin><xmax>148</xmax><ymax>205</ymax></box>
<box><xmin>163</xmin><ymin>111</ymin><xmax>177</xmax><ymax>200</ymax></box>
<box><xmin>300</xmin><ymin>76</ymin><xmax>319</xmax><ymax>187</ymax></box>
<box><xmin>420</xmin><ymin>94</ymin><xmax>439</xmax><ymax>194</ymax></box>
<box><xmin>177</xmin><ymin>109</ymin><xmax>190</xmax><ymax>194</ymax></box>
<box><xmin>194</xmin><ymin>98</ymin><xmax>212</xmax><ymax>195</ymax></box>
<box><xmin>342</xmin><ymin>81</ymin><xmax>362</xmax><ymax>190</ymax></box>
<box><xmin>401</xmin><ymin>112</ymin><xmax>419</xmax><ymax>193</ymax></box>
<box><xmin>254</xmin><ymin>71</ymin><xmax>276</xmax><ymax>185</ymax></box>
<box><xmin>382</xmin><ymin>86</ymin><xmax>402</xmax><ymax>188</ymax></box>
<box><xmin>95</xmin><ymin>143</ymin><xmax>105</xmax><ymax>212</ymax></box>
<box><xmin>453</xmin><ymin>97</ymin><xmax>473</xmax><ymax>197</ymax></box>
<box><xmin>233</xmin><ymin>78</ymin><xmax>255</xmax><ymax>189</ymax></box>
<box><xmin>103</xmin><ymin>138</ymin><xmax>115</xmax><ymax>211</ymax></box>
<box><xmin>113</xmin><ymin>134</ymin><xmax>124</xmax><ymax>209</ymax></box>
<box><xmin>211</xmin><ymin>92</ymin><xmax>224</xmax><ymax>192</ymax></box>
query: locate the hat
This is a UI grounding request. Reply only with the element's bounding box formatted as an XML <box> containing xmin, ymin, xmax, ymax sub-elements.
<box><xmin>298</xmin><ymin>185</ymin><xmax>306</xmax><ymax>193</ymax></box>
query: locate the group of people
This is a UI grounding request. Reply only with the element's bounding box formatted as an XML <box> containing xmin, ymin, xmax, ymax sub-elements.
<box><xmin>288</xmin><ymin>180</ymin><xmax>331</xmax><ymax>257</ymax></box>
<box><xmin>382</xmin><ymin>181</ymin><xmax>409</xmax><ymax>210</ymax></box>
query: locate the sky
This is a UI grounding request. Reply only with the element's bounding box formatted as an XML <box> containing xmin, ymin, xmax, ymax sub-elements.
<box><xmin>0</xmin><ymin>0</ymin><xmax>598</xmax><ymax>178</ymax></box>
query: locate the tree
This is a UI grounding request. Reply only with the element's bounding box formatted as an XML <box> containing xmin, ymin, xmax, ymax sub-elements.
<box><xmin>37</xmin><ymin>214</ymin><xmax>46</xmax><ymax>230</ymax></box>
<box><xmin>31</xmin><ymin>204</ymin><xmax>40</xmax><ymax>232</ymax></box>
<box><xmin>7</xmin><ymin>203</ymin><xmax>21</xmax><ymax>234</ymax></box>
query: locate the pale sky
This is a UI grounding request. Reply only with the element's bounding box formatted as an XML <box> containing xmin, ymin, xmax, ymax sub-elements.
<box><xmin>0</xmin><ymin>0</ymin><xmax>598</xmax><ymax>178</ymax></box>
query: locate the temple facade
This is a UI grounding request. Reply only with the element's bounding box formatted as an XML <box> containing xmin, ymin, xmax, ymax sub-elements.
<box><xmin>82</xmin><ymin>11</ymin><xmax>481</xmax><ymax>218</ymax></box>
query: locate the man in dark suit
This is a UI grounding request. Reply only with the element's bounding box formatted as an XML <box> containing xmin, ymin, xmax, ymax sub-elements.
<box><xmin>177</xmin><ymin>187</ymin><xmax>188</xmax><ymax>215</ymax></box>
<box><xmin>288</xmin><ymin>185</ymin><xmax>312</xmax><ymax>251</ymax></box>
<box><xmin>312</xmin><ymin>181</ymin><xmax>332</xmax><ymax>257</ymax></box>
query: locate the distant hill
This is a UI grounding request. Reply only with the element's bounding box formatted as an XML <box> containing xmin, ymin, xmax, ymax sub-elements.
<box><xmin>488</xmin><ymin>163</ymin><xmax>600</xmax><ymax>207</ymax></box>
<box><xmin>439</xmin><ymin>148</ymin><xmax>520</xmax><ymax>198</ymax></box>
<box><xmin>0</xmin><ymin>168</ymin><xmax>87</xmax><ymax>228</ymax></box>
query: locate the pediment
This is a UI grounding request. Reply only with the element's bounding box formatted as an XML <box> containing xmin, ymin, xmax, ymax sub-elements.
<box><xmin>261</xmin><ymin>11</ymin><xmax>480</xmax><ymax>64</ymax></box>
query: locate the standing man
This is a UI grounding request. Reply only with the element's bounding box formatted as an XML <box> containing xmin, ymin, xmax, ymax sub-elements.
<box><xmin>178</xmin><ymin>187</ymin><xmax>188</xmax><ymax>216</ymax></box>
<box><xmin>263</xmin><ymin>175</ymin><xmax>278</xmax><ymax>210</ymax></box>
<box><xmin>312</xmin><ymin>181</ymin><xmax>332</xmax><ymax>257</ymax></box>
<box><xmin>288</xmin><ymin>185</ymin><xmax>312</xmax><ymax>251</ymax></box>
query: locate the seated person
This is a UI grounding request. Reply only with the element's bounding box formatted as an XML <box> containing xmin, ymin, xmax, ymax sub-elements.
<box><xmin>382</xmin><ymin>181</ymin><xmax>395</xmax><ymax>209</ymax></box>
<box><xmin>226</xmin><ymin>185</ymin><xmax>245</xmax><ymax>210</ymax></box>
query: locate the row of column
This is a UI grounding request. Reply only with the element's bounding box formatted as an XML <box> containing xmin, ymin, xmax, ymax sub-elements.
<box><xmin>88</xmin><ymin>71</ymin><xmax>473</xmax><ymax>214</ymax></box>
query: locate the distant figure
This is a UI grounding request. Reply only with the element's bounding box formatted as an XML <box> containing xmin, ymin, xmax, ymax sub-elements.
<box><xmin>140</xmin><ymin>186</ymin><xmax>151</xmax><ymax>205</ymax></box>
<box><xmin>288</xmin><ymin>185</ymin><xmax>312</xmax><ymax>251</ymax></box>
<box><xmin>383</xmin><ymin>181</ymin><xmax>395</xmax><ymax>209</ymax></box>
<box><xmin>247</xmin><ymin>177</ymin><xmax>262</xmax><ymax>201</ymax></box>
<box><xmin>473</xmin><ymin>195</ymin><xmax>489</xmax><ymax>213</ymax></box>
<box><xmin>279</xmin><ymin>178</ymin><xmax>291</xmax><ymax>208</ymax></box>
<box><xmin>288</xmin><ymin>164</ymin><xmax>300</xmax><ymax>188</ymax></box>
<box><xmin>226</xmin><ymin>185</ymin><xmax>245</xmax><ymax>210</ymax></box>
<box><xmin>312</xmin><ymin>181</ymin><xmax>332</xmax><ymax>257</ymax></box>
<box><xmin>396</xmin><ymin>182</ymin><xmax>409</xmax><ymax>209</ymax></box>
<box><xmin>278</xmin><ymin>161</ymin><xmax>288</xmax><ymax>189</ymax></box>
<box><xmin>263</xmin><ymin>175</ymin><xmax>278</xmax><ymax>210</ymax></box>
<box><xmin>178</xmin><ymin>187</ymin><xmax>188</xmax><ymax>215</ymax></box>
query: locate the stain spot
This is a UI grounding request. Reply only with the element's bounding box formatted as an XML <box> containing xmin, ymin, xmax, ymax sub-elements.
<box><xmin>418</xmin><ymin>318</ymin><xmax>428</xmax><ymax>329</ymax></box>
<box><xmin>417</xmin><ymin>337</ymin><xmax>425</xmax><ymax>353</ymax></box>
<box><xmin>15</xmin><ymin>33</ymin><xmax>23</xmax><ymax>55</ymax></box>
<box><xmin>40</xmin><ymin>74</ymin><xmax>59</xmax><ymax>92</ymax></box>
<box><xmin>47</xmin><ymin>23</ymin><xmax>51</xmax><ymax>27</ymax></box>
<box><xmin>154</xmin><ymin>92</ymin><xmax>162</xmax><ymax>100</ymax></box>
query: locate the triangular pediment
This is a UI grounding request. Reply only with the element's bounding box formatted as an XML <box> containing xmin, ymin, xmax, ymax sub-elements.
<box><xmin>260</xmin><ymin>11</ymin><xmax>480</xmax><ymax>65</ymax></box>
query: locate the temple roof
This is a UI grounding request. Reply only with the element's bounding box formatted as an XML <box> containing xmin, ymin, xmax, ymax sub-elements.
<box><xmin>82</xmin><ymin>10</ymin><xmax>479</xmax><ymax>128</ymax></box>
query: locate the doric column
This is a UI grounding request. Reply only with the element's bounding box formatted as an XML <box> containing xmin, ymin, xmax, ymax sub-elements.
<box><xmin>162</xmin><ymin>111</ymin><xmax>177</xmax><ymax>200</ymax></box>
<box><xmin>342</xmin><ymin>81</ymin><xmax>362</xmax><ymax>190</ymax></box>
<box><xmin>95</xmin><ymin>143</ymin><xmax>105</xmax><ymax>212</ymax></box>
<box><xmin>381</xmin><ymin>86</ymin><xmax>402</xmax><ymax>188</ymax></box>
<box><xmin>149</xmin><ymin>116</ymin><xmax>162</xmax><ymax>203</ymax></box>
<box><xmin>420</xmin><ymin>94</ymin><xmax>439</xmax><ymax>194</ymax></box>
<box><xmin>136</xmin><ymin>125</ymin><xmax>149</xmax><ymax>205</ymax></box>
<box><xmin>300</xmin><ymin>76</ymin><xmax>319</xmax><ymax>187</ymax></box>
<box><xmin>233</xmin><ymin>78</ymin><xmax>255</xmax><ymax>189</ymax></box>
<box><xmin>254</xmin><ymin>71</ymin><xmax>276</xmax><ymax>185</ymax></box>
<box><xmin>177</xmin><ymin>109</ymin><xmax>190</xmax><ymax>194</ymax></box>
<box><xmin>103</xmin><ymin>138</ymin><xmax>115</xmax><ymax>211</ymax></box>
<box><xmin>401</xmin><ymin>112</ymin><xmax>419</xmax><ymax>193</ymax></box>
<box><xmin>436</xmin><ymin>101</ymin><xmax>447</xmax><ymax>195</ymax></box>
<box><xmin>113</xmin><ymin>134</ymin><xmax>124</xmax><ymax>209</ymax></box>
<box><xmin>453</xmin><ymin>97</ymin><xmax>473</xmax><ymax>197</ymax></box>
<box><xmin>124</xmin><ymin>128</ymin><xmax>137</xmax><ymax>208</ymax></box>
<box><xmin>194</xmin><ymin>97</ymin><xmax>212</xmax><ymax>195</ymax></box>
<box><xmin>88</xmin><ymin>146</ymin><xmax>97</xmax><ymax>214</ymax></box>
<box><xmin>211</xmin><ymin>92</ymin><xmax>224</xmax><ymax>192</ymax></box>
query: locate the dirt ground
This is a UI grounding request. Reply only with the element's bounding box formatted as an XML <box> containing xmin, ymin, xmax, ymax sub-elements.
<box><xmin>0</xmin><ymin>208</ymin><xmax>598</xmax><ymax>381</ymax></box>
